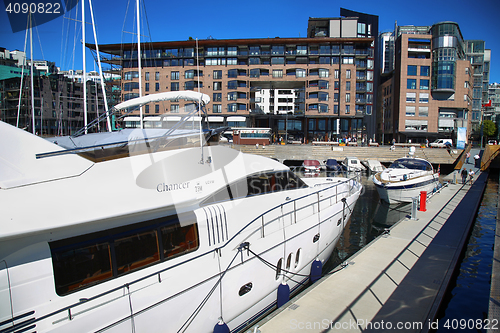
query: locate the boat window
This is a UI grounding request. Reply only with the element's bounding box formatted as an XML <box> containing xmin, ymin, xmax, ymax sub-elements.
<box><xmin>201</xmin><ymin>171</ymin><xmax>307</xmax><ymax>206</ymax></box>
<box><xmin>50</xmin><ymin>213</ymin><xmax>198</xmax><ymax>296</ymax></box>
<box><xmin>389</xmin><ymin>158</ymin><xmax>431</xmax><ymax>171</ymax></box>
<box><xmin>161</xmin><ymin>224</ymin><xmax>199</xmax><ymax>260</ymax></box>
<box><xmin>115</xmin><ymin>230</ymin><xmax>159</xmax><ymax>276</ymax></box>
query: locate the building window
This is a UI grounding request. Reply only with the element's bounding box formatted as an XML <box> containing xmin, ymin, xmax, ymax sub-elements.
<box><xmin>345</xmin><ymin>105</ymin><xmax>350</xmax><ymax>114</ymax></box>
<box><xmin>213</xmin><ymin>70</ymin><xmax>222</xmax><ymax>79</ymax></box>
<box><xmin>346</xmin><ymin>69</ymin><xmax>351</xmax><ymax>79</ymax></box>
<box><xmin>273</xmin><ymin>70</ymin><xmax>283</xmax><ymax>78</ymax></box>
<box><xmin>171</xmin><ymin>82</ymin><xmax>179</xmax><ymax>91</ymax></box>
<box><xmin>155</xmin><ymin>104</ymin><xmax>159</xmax><ymax>113</ymax></box>
<box><xmin>319</xmin><ymin>69</ymin><xmax>329</xmax><ymax>78</ymax></box>
<box><xmin>346</xmin><ymin>93</ymin><xmax>351</xmax><ymax>103</ymax></box>
<box><xmin>213</xmin><ymin>82</ymin><xmax>222</xmax><ymax>91</ymax></box>
<box><xmin>213</xmin><ymin>93</ymin><xmax>221</xmax><ymax>102</ymax></box>
<box><xmin>296</xmin><ymin>69</ymin><xmax>306</xmax><ymax>78</ymax></box>
<box><xmin>406</xmin><ymin>92</ymin><xmax>416</xmax><ymax>103</ymax></box>
<box><xmin>342</xmin><ymin>57</ymin><xmax>354</xmax><ymax>64</ymax></box>
<box><xmin>333</xmin><ymin>105</ymin><xmax>339</xmax><ymax>114</ymax></box>
<box><xmin>155</xmin><ymin>72</ymin><xmax>160</xmax><ymax>80</ymax></box>
<box><xmin>419</xmin><ymin>79</ymin><xmax>430</xmax><ymax>90</ymax></box>
<box><xmin>334</xmin><ymin>69</ymin><xmax>339</xmax><ymax>79</ymax></box>
<box><xmin>420</xmin><ymin>66</ymin><xmax>430</xmax><ymax>76</ymax></box>
<box><xmin>271</xmin><ymin>57</ymin><xmax>285</xmax><ymax>65</ymax></box>
<box><xmin>145</xmin><ymin>72</ymin><xmax>150</xmax><ymax>81</ymax></box>
<box><xmin>407</xmin><ymin>79</ymin><xmax>417</xmax><ymax>89</ymax></box>
<box><xmin>145</xmin><ymin>83</ymin><xmax>149</xmax><ymax>92</ymax></box>
<box><xmin>171</xmin><ymin>71</ymin><xmax>179</xmax><ymax>80</ymax></box>
<box><xmin>213</xmin><ymin>104</ymin><xmax>221</xmax><ymax>113</ymax></box>
<box><xmin>171</xmin><ymin>104</ymin><xmax>179</xmax><ymax>113</ymax></box>
<box><xmin>145</xmin><ymin>105</ymin><xmax>149</xmax><ymax>113</ymax></box>
<box><xmin>419</xmin><ymin>93</ymin><xmax>429</xmax><ymax>103</ymax></box>
<box><xmin>419</xmin><ymin>106</ymin><xmax>428</xmax><ymax>117</ymax></box>
<box><xmin>155</xmin><ymin>83</ymin><xmax>160</xmax><ymax>92</ymax></box>
<box><xmin>124</xmin><ymin>71</ymin><xmax>139</xmax><ymax>80</ymax></box>
<box><xmin>406</xmin><ymin>106</ymin><xmax>416</xmax><ymax>116</ymax></box>
<box><xmin>407</xmin><ymin>65</ymin><xmax>417</xmax><ymax>76</ymax></box>
<box><xmin>346</xmin><ymin>81</ymin><xmax>351</xmax><ymax>91</ymax></box>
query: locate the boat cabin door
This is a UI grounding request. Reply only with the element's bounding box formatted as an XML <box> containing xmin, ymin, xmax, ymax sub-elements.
<box><xmin>0</xmin><ymin>261</ymin><xmax>13</xmax><ymax>329</ymax></box>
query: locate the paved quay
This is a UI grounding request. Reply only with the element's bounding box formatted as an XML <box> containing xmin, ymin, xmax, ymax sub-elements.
<box><xmin>250</xmin><ymin>156</ymin><xmax>487</xmax><ymax>333</ymax></box>
<box><xmin>230</xmin><ymin>144</ymin><xmax>462</xmax><ymax>166</ymax></box>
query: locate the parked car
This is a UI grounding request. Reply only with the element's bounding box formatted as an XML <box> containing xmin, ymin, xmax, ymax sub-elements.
<box><xmin>429</xmin><ymin>139</ymin><xmax>452</xmax><ymax>148</ymax></box>
<box><xmin>488</xmin><ymin>140</ymin><xmax>497</xmax><ymax>145</ymax></box>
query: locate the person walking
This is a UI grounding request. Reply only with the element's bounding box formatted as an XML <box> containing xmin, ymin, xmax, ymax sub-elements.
<box><xmin>474</xmin><ymin>154</ymin><xmax>480</xmax><ymax>168</ymax></box>
<box><xmin>461</xmin><ymin>168</ymin><xmax>468</xmax><ymax>184</ymax></box>
<box><xmin>466</xmin><ymin>151</ymin><xmax>470</xmax><ymax>164</ymax></box>
<box><xmin>468</xmin><ymin>169</ymin><xmax>475</xmax><ymax>185</ymax></box>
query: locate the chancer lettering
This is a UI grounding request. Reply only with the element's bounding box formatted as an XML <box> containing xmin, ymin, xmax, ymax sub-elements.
<box><xmin>157</xmin><ymin>182</ymin><xmax>189</xmax><ymax>192</ymax></box>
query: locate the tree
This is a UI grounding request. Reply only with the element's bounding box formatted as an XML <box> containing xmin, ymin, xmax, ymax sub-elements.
<box><xmin>482</xmin><ymin>119</ymin><xmax>497</xmax><ymax>143</ymax></box>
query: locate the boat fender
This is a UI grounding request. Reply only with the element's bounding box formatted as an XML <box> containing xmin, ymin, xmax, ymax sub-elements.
<box><xmin>213</xmin><ymin>319</ymin><xmax>230</xmax><ymax>333</ymax></box>
<box><xmin>310</xmin><ymin>259</ymin><xmax>322</xmax><ymax>283</ymax></box>
<box><xmin>277</xmin><ymin>282</ymin><xmax>290</xmax><ymax>308</ymax></box>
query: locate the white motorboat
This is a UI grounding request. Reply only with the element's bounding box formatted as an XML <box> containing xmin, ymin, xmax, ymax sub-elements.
<box><xmin>0</xmin><ymin>93</ymin><xmax>362</xmax><ymax>333</ymax></box>
<box><xmin>361</xmin><ymin>159</ymin><xmax>385</xmax><ymax>173</ymax></box>
<box><xmin>342</xmin><ymin>156</ymin><xmax>365</xmax><ymax>172</ymax></box>
<box><xmin>372</xmin><ymin>157</ymin><xmax>439</xmax><ymax>204</ymax></box>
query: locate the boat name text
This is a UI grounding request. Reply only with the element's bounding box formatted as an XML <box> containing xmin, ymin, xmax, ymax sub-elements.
<box><xmin>157</xmin><ymin>182</ymin><xmax>190</xmax><ymax>193</ymax></box>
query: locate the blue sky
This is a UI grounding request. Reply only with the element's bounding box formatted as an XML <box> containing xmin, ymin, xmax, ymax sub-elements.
<box><xmin>1</xmin><ymin>0</ymin><xmax>500</xmax><ymax>83</ymax></box>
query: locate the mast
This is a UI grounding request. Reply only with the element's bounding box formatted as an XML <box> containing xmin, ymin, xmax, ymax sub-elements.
<box><xmin>29</xmin><ymin>14</ymin><xmax>35</xmax><ymax>134</ymax></box>
<box><xmin>88</xmin><ymin>0</ymin><xmax>111</xmax><ymax>132</ymax></box>
<box><xmin>17</xmin><ymin>25</ymin><xmax>28</xmax><ymax>128</ymax></box>
<box><xmin>82</xmin><ymin>0</ymin><xmax>88</xmax><ymax>134</ymax></box>
<box><xmin>136</xmin><ymin>0</ymin><xmax>143</xmax><ymax>129</ymax></box>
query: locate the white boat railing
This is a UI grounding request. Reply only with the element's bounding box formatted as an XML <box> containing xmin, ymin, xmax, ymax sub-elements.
<box><xmin>7</xmin><ymin>176</ymin><xmax>361</xmax><ymax>332</ymax></box>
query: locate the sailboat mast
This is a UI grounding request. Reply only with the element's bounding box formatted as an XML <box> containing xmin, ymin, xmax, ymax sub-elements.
<box><xmin>88</xmin><ymin>0</ymin><xmax>111</xmax><ymax>132</ymax></box>
<box><xmin>82</xmin><ymin>0</ymin><xmax>88</xmax><ymax>134</ymax></box>
<box><xmin>136</xmin><ymin>0</ymin><xmax>143</xmax><ymax>129</ymax></box>
<box><xmin>29</xmin><ymin>14</ymin><xmax>35</xmax><ymax>135</ymax></box>
<box><xmin>17</xmin><ymin>23</ymin><xmax>29</xmax><ymax>128</ymax></box>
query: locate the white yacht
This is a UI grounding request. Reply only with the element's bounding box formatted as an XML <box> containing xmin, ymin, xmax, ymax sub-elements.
<box><xmin>0</xmin><ymin>92</ymin><xmax>362</xmax><ymax>333</ymax></box>
<box><xmin>372</xmin><ymin>157</ymin><xmax>439</xmax><ymax>204</ymax></box>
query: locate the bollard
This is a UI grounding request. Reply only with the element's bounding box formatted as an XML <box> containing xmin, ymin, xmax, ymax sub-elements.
<box><xmin>419</xmin><ymin>191</ymin><xmax>427</xmax><ymax>212</ymax></box>
<box><xmin>411</xmin><ymin>197</ymin><xmax>418</xmax><ymax>220</ymax></box>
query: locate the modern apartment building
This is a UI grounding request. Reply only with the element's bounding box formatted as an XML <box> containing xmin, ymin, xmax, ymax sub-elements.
<box><xmin>96</xmin><ymin>9</ymin><xmax>379</xmax><ymax>143</ymax></box>
<box><xmin>377</xmin><ymin>22</ymin><xmax>473</xmax><ymax>145</ymax></box>
<box><xmin>485</xmin><ymin>83</ymin><xmax>500</xmax><ymax>123</ymax></box>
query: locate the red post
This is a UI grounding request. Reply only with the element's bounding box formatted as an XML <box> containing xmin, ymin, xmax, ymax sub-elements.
<box><xmin>419</xmin><ymin>191</ymin><xmax>427</xmax><ymax>212</ymax></box>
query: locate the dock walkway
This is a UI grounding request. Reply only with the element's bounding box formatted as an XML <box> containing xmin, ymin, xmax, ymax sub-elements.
<box><xmin>251</xmin><ymin>152</ymin><xmax>487</xmax><ymax>333</ymax></box>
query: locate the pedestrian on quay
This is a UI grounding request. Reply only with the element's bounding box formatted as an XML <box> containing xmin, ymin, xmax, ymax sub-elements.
<box><xmin>474</xmin><ymin>154</ymin><xmax>480</xmax><ymax>168</ymax></box>
<box><xmin>461</xmin><ymin>168</ymin><xmax>468</xmax><ymax>184</ymax></box>
<box><xmin>468</xmin><ymin>169</ymin><xmax>475</xmax><ymax>185</ymax></box>
<box><xmin>466</xmin><ymin>151</ymin><xmax>470</xmax><ymax>164</ymax></box>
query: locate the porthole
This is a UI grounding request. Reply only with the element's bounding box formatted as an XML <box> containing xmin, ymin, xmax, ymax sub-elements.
<box><xmin>286</xmin><ymin>253</ymin><xmax>292</xmax><ymax>270</ymax></box>
<box><xmin>276</xmin><ymin>258</ymin><xmax>283</xmax><ymax>280</ymax></box>
<box><xmin>295</xmin><ymin>248</ymin><xmax>301</xmax><ymax>268</ymax></box>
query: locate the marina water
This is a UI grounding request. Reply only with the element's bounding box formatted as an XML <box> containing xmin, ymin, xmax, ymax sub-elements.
<box><xmin>321</xmin><ymin>170</ymin><xmax>497</xmax><ymax>329</ymax></box>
